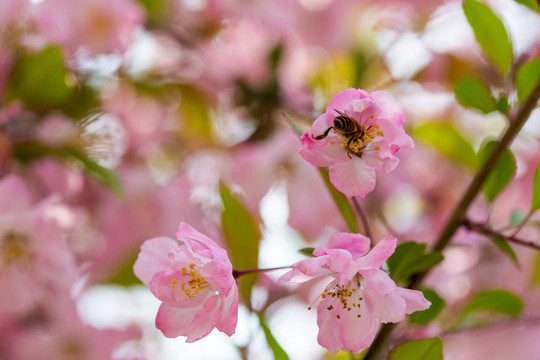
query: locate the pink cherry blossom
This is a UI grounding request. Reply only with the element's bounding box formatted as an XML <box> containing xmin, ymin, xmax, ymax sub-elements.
<box><xmin>279</xmin><ymin>233</ymin><xmax>430</xmax><ymax>354</ymax></box>
<box><xmin>133</xmin><ymin>222</ymin><xmax>238</xmax><ymax>342</ymax></box>
<box><xmin>300</xmin><ymin>88</ymin><xmax>414</xmax><ymax>198</ymax></box>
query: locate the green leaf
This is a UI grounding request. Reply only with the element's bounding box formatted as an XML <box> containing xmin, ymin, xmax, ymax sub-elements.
<box><xmin>282</xmin><ymin>112</ymin><xmax>303</xmax><ymax>136</ymax></box>
<box><xmin>413</xmin><ymin>122</ymin><xmax>477</xmax><ymax>170</ymax></box>
<box><xmin>455</xmin><ymin>77</ymin><xmax>497</xmax><ymax>114</ymax></box>
<box><xmin>108</xmin><ymin>250</ymin><xmax>141</xmax><ymax>286</ymax></box>
<box><xmin>298</xmin><ymin>247</ymin><xmax>315</xmax><ymax>257</ymax></box>
<box><xmin>6</xmin><ymin>46</ymin><xmax>76</xmax><ymax>112</ymax></box>
<box><xmin>12</xmin><ymin>142</ymin><xmax>124</xmax><ymax>198</ymax></box>
<box><xmin>495</xmin><ymin>96</ymin><xmax>510</xmax><ymax>114</ymax></box>
<box><xmin>13</xmin><ymin>141</ymin><xmax>54</xmax><ymax>164</ymax></box>
<box><xmin>477</xmin><ymin>141</ymin><xmax>516</xmax><ymax>202</ymax></box>
<box><xmin>318</xmin><ymin>168</ymin><xmax>357</xmax><ymax>233</ymax></box>
<box><xmin>387</xmin><ymin>242</ymin><xmax>444</xmax><ymax>284</ymax></box>
<box><xmin>489</xmin><ymin>236</ymin><xmax>519</xmax><ymax>266</ymax></box>
<box><xmin>409</xmin><ymin>289</ymin><xmax>445</xmax><ymax>324</ymax></box>
<box><xmin>510</xmin><ymin>210</ymin><xmax>526</xmax><ymax>225</ymax></box>
<box><xmin>63</xmin><ymin>146</ymin><xmax>125</xmax><ymax>199</ymax></box>
<box><xmin>533</xmin><ymin>252</ymin><xmax>540</xmax><ymax>285</ymax></box>
<box><xmin>389</xmin><ymin>338</ymin><xmax>443</xmax><ymax>360</ymax></box>
<box><xmin>532</xmin><ymin>165</ymin><xmax>540</xmax><ymax>211</ymax></box>
<box><xmin>513</xmin><ymin>0</ymin><xmax>540</xmax><ymax>12</ymax></box>
<box><xmin>257</xmin><ymin>313</ymin><xmax>290</xmax><ymax>360</ymax></box>
<box><xmin>516</xmin><ymin>59</ymin><xmax>540</xmax><ymax>104</ymax></box>
<box><xmin>220</xmin><ymin>182</ymin><xmax>261</xmax><ymax>304</ymax></box>
<box><xmin>463</xmin><ymin>0</ymin><xmax>513</xmax><ymax>75</ymax></box>
<box><xmin>462</xmin><ymin>289</ymin><xmax>523</xmax><ymax>317</ymax></box>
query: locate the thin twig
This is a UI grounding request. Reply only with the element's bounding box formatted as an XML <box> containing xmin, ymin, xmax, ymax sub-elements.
<box><xmin>352</xmin><ymin>197</ymin><xmax>373</xmax><ymax>240</ymax></box>
<box><xmin>363</xmin><ymin>80</ymin><xmax>540</xmax><ymax>360</ymax></box>
<box><xmin>463</xmin><ymin>218</ymin><xmax>540</xmax><ymax>251</ymax></box>
<box><xmin>232</xmin><ymin>266</ymin><xmax>292</xmax><ymax>279</ymax></box>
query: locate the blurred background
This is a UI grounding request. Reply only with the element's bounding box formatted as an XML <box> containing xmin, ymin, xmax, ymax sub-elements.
<box><xmin>0</xmin><ymin>0</ymin><xmax>540</xmax><ymax>359</ymax></box>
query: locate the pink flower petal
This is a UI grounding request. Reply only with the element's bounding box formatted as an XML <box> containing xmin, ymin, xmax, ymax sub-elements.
<box><xmin>396</xmin><ymin>288</ymin><xmax>432</xmax><ymax>314</ymax></box>
<box><xmin>327</xmin><ymin>232</ymin><xmax>371</xmax><ymax>258</ymax></box>
<box><xmin>278</xmin><ymin>256</ymin><xmax>332</xmax><ymax>283</ymax></box>
<box><xmin>155</xmin><ymin>303</ymin><xmax>199</xmax><ymax>339</ymax></box>
<box><xmin>370</xmin><ymin>91</ymin><xmax>406</xmax><ymax>126</ymax></box>
<box><xmin>328</xmin><ymin>159</ymin><xmax>376</xmax><ymax>199</ymax></box>
<box><xmin>133</xmin><ymin>237</ymin><xmax>179</xmax><ymax>285</ymax></box>
<box><xmin>299</xmin><ymin>132</ymin><xmax>348</xmax><ymax>167</ymax></box>
<box><xmin>317</xmin><ymin>291</ymin><xmax>377</xmax><ymax>354</ymax></box>
<box><xmin>356</xmin><ymin>236</ymin><xmax>397</xmax><ymax>271</ymax></box>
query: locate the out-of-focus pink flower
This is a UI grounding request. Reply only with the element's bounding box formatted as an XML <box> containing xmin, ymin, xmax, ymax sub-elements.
<box><xmin>0</xmin><ymin>174</ymin><xmax>76</xmax><ymax>315</ymax></box>
<box><xmin>133</xmin><ymin>222</ymin><xmax>238</xmax><ymax>341</ymax></box>
<box><xmin>300</xmin><ymin>88</ymin><xmax>414</xmax><ymax>198</ymax></box>
<box><xmin>30</xmin><ymin>0</ymin><xmax>144</xmax><ymax>54</ymax></box>
<box><xmin>279</xmin><ymin>233</ymin><xmax>430</xmax><ymax>354</ymax></box>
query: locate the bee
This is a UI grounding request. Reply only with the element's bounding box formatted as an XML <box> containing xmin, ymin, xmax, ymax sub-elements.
<box><xmin>312</xmin><ymin>109</ymin><xmax>368</xmax><ymax>159</ymax></box>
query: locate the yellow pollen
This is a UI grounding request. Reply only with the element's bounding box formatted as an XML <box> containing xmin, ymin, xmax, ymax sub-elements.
<box><xmin>175</xmin><ymin>263</ymin><xmax>209</xmax><ymax>298</ymax></box>
<box><xmin>370</xmin><ymin>115</ymin><xmax>374</xmax><ymax>119</ymax></box>
<box><xmin>374</xmin><ymin>145</ymin><xmax>380</xmax><ymax>151</ymax></box>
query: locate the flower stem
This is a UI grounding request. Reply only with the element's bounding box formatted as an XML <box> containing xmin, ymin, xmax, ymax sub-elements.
<box><xmin>363</xmin><ymin>79</ymin><xmax>540</xmax><ymax>360</ymax></box>
<box><xmin>233</xmin><ymin>266</ymin><xmax>292</xmax><ymax>279</ymax></box>
<box><xmin>352</xmin><ymin>197</ymin><xmax>373</xmax><ymax>240</ymax></box>
<box><xmin>463</xmin><ymin>217</ymin><xmax>540</xmax><ymax>251</ymax></box>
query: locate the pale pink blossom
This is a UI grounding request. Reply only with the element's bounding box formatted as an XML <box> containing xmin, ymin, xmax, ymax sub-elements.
<box><xmin>300</xmin><ymin>88</ymin><xmax>414</xmax><ymax>198</ymax></box>
<box><xmin>279</xmin><ymin>233</ymin><xmax>430</xmax><ymax>354</ymax></box>
<box><xmin>0</xmin><ymin>174</ymin><xmax>76</xmax><ymax>315</ymax></box>
<box><xmin>133</xmin><ymin>222</ymin><xmax>238</xmax><ymax>341</ymax></box>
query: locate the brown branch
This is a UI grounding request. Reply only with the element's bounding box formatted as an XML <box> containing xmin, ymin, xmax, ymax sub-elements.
<box><xmin>463</xmin><ymin>218</ymin><xmax>540</xmax><ymax>251</ymax></box>
<box><xmin>352</xmin><ymin>197</ymin><xmax>373</xmax><ymax>240</ymax></box>
<box><xmin>363</xmin><ymin>79</ymin><xmax>540</xmax><ymax>360</ymax></box>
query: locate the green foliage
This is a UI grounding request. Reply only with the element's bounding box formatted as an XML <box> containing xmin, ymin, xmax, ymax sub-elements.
<box><xmin>477</xmin><ymin>140</ymin><xmax>516</xmax><ymax>202</ymax></box>
<box><xmin>455</xmin><ymin>77</ymin><xmax>497</xmax><ymax>114</ymax></box>
<box><xmin>489</xmin><ymin>236</ymin><xmax>519</xmax><ymax>266</ymax></box>
<box><xmin>282</xmin><ymin>112</ymin><xmax>304</xmax><ymax>136</ymax></box>
<box><xmin>413</xmin><ymin>122</ymin><xmax>477</xmax><ymax>170</ymax></box>
<box><xmin>388</xmin><ymin>338</ymin><xmax>443</xmax><ymax>360</ymax></box>
<box><xmin>298</xmin><ymin>247</ymin><xmax>315</xmax><ymax>257</ymax></box>
<box><xmin>387</xmin><ymin>242</ymin><xmax>444</xmax><ymax>284</ymax></box>
<box><xmin>513</xmin><ymin>0</ymin><xmax>540</xmax><ymax>12</ymax></box>
<box><xmin>318</xmin><ymin>168</ymin><xmax>358</xmax><ymax>233</ymax></box>
<box><xmin>516</xmin><ymin>59</ymin><xmax>540</xmax><ymax>104</ymax></box>
<box><xmin>462</xmin><ymin>289</ymin><xmax>524</xmax><ymax>318</ymax></box>
<box><xmin>107</xmin><ymin>250</ymin><xmax>141</xmax><ymax>286</ymax></box>
<box><xmin>463</xmin><ymin>0</ymin><xmax>513</xmax><ymax>75</ymax></box>
<box><xmin>219</xmin><ymin>182</ymin><xmax>261</xmax><ymax>305</ymax></box>
<box><xmin>257</xmin><ymin>313</ymin><xmax>290</xmax><ymax>360</ymax></box>
<box><xmin>13</xmin><ymin>142</ymin><xmax>124</xmax><ymax>198</ymax></box>
<box><xmin>64</xmin><ymin>146</ymin><xmax>125</xmax><ymax>199</ymax></box>
<box><xmin>533</xmin><ymin>252</ymin><xmax>540</xmax><ymax>285</ymax></box>
<box><xmin>510</xmin><ymin>210</ymin><xmax>527</xmax><ymax>225</ymax></box>
<box><xmin>6</xmin><ymin>47</ymin><xmax>76</xmax><ymax>113</ymax></box>
<box><xmin>409</xmin><ymin>289</ymin><xmax>445</xmax><ymax>324</ymax></box>
<box><xmin>531</xmin><ymin>164</ymin><xmax>540</xmax><ymax>211</ymax></box>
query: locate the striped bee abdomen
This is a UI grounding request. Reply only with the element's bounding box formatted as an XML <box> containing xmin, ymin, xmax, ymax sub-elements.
<box><xmin>333</xmin><ymin>115</ymin><xmax>357</xmax><ymax>133</ymax></box>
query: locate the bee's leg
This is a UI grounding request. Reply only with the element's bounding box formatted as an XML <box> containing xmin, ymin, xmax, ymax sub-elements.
<box><xmin>345</xmin><ymin>138</ymin><xmax>355</xmax><ymax>159</ymax></box>
<box><xmin>313</xmin><ymin>126</ymin><xmax>334</xmax><ymax>140</ymax></box>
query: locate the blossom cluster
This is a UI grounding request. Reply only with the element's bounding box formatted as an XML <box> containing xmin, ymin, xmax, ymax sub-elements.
<box><xmin>1</xmin><ymin>0</ymin><xmax>539</xmax><ymax>358</ymax></box>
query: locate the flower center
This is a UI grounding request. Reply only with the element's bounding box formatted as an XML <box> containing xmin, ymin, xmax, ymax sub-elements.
<box><xmin>309</xmin><ymin>276</ymin><xmax>365</xmax><ymax>320</ymax></box>
<box><xmin>1</xmin><ymin>231</ymin><xmax>31</xmax><ymax>265</ymax></box>
<box><xmin>170</xmin><ymin>263</ymin><xmax>210</xmax><ymax>298</ymax></box>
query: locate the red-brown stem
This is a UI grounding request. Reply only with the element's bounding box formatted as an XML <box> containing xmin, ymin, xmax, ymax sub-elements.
<box><xmin>463</xmin><ymin>217</ymin><xmax>540</xmax><ymax>251</ymax></box>
<box><xmin>233</xmin><ymin>266</ymin><xmax>292</xmax><ymax>279</ymax></box>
